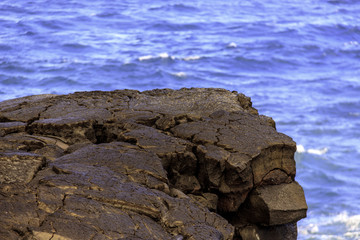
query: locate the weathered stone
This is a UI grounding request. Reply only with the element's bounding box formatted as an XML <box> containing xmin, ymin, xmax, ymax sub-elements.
<box><xmin>261</xmin><ymin>169</ymin><xmax>293</xmax><ymax>185</ymax></box>
<box><xmin>0</xmin><ymin>134</ymin><xmax>49</xmax><ymax>152</ymax></box>
<box><xmin>28</xmin><ymin>118</ymin><xmax>97</xmax><ymax>144</ymax></box>
<box><xmin>0</xmin><ymin>88</ymin><xmax>307</xmax><ymax>239</ymax></box>
<box><xmin>0</xmin><ymin>152</ymin><xmax>45</xmax><ymax>184</ymax></box>
<box><xmin>0</xmin><ymin>121</ymin><xmax>27</xmax><ymax>137</ymax></box>
<box><xmin>0</xmin><ymin>94</ymin><xmax>57</xmax><ymax>123</ymax></box>
<box><xmin>239</xmin><ymin>182</ymin><xmax>308</xmax><ymax>226</ymax></box>
<box><xmin>131</xmin><ymin>88</ymin><xmax>258</xmax><ymax>116</ymax></box>
<box><xmin>39</xmin><ymin>100</ymin><xmax>113</xmax><ymax>123</ymax></box>
<box><xmin>0</xmin><ymin>187</ymin><xmax>43</xmax><ymax>238</ymax></box>
<box><xmin>188</xmin><ymin>193</ymin><xmax>219</xmax><ymax>211</ymax></box>
<box><xmin>251</xmin><ymin>143</ymin><xmax>297</xmax><ymax>186</ymax></box>
<box><xmin>52</xmin><ymin>142</ymin><xmax>169</xmax><ymax>188</ymax></box>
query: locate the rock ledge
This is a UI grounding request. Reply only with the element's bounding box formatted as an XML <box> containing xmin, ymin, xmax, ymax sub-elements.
<box><xmin>0</xmin><ymin>88</ymin><xmax>307</xmax><ymax>240</ymax></box>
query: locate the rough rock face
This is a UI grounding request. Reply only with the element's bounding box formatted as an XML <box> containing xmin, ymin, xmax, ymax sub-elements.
<box><xmin>0</xmin><ymin>88</ymin><xmax>307</xmax><ymax>240</ymax></box>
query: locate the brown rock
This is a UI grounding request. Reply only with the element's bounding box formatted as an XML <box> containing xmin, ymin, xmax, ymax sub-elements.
<box><xmin>237</xmin><ymin>222</ymin><xmax>298</xmax><ymax>240</ymax></box>
<box><xmin>28</xmin><ymin>118</ymin><xmax>97</xmax><ymax>144</ymax></box>
<box><xmin>0</xmin><ymin>152</ymin><xmax>45</xmax><ymax>184</ymax></box>
<box><xmin>239</xmin><ymin>182</ymin><xmax>308</xmax><ymax>226</ymax></box>
<box><xmin>0</xmin><ymin>122</ymin><xmax>27</xmax><ymax>137</ymax></box>
<box><xmin>0</xmin><ymin>88</ymin><xmax>307</xmax><ymax>239</ymax></box>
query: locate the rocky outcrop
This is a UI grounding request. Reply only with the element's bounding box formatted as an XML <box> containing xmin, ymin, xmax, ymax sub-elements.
<box><xmin>0</xmin><ymin>88</ymin><xmax>307</xmax><ymax>239</ymax></box>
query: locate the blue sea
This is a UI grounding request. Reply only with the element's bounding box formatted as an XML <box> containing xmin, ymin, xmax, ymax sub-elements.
<box><xmin>1</xmin><ymin>0</ymin><xmax>360</xmax><ymax>239</ymax></box>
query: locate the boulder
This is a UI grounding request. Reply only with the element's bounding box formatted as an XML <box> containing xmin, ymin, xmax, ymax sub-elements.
<box><xmin>239</xmin><ymin>182</ymin><xmax>308</xmax><ymax>226</ymax></box>
<box><xmin>0</xmin><ymin>88</ymin><xmax>307</xmax><ymax>239</ymax></box>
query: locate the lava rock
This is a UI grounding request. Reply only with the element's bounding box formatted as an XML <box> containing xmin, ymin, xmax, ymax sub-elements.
<box><xmin>0</xmin><ymin>88</ymin><xmax>307</xmax><ymax>239</ymax></box>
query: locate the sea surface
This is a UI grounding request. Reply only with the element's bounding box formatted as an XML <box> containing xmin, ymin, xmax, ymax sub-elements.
<box><xmin>1</xmin><ymin>0</ymin><xmax>360</xmax><ymax>239</ymax></box>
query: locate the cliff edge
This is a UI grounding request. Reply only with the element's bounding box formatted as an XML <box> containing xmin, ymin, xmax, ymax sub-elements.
<box><xmin>0</xmin><ymin>88</ymin><xmax>307</xmax><ymax>239</ymax></box>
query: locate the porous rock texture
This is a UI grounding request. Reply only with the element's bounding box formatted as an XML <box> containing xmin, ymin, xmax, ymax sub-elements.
<box><xmin>0</xmin><ymin>88</ymin><xmax>307</xmax><ymax>240</ymax></box>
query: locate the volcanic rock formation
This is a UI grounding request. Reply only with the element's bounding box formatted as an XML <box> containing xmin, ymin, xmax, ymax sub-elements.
<box><xmin>0</xmin><ymin>88</ymin><xmax>307</xmax><ymax>240</ymax></box>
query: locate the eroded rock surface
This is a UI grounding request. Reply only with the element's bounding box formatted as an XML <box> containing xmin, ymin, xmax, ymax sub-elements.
<box><xmin>0</xmin><ymin>88</ymin><xmax>307</xmax><ymax>239</ymax></box>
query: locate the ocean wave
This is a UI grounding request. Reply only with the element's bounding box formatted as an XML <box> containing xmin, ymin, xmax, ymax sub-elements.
<box><xmin>226</xmin><ymin>42</ymin><xmax>237</xmax><ymax>48</ymax></box>
<box><xmin>0</xmin><ymin>44</ymin><xmax>12</xmax><ymax>51</ymax></box>
<box><xmin>298</xmin><ymin>212</ymin><xmax>360</xmax><ymax>239</ymax></box>
<box><xmin>62</xmin><ymin>43</ymin><xmax>90</xmax><ymax>49</ymax></box>
<box><xmin>183</xmin><ymin>56</ymin><xmax>202</xmax><ymax>61</ymax></box>
<box><xmin>341</xmin><ymin>41</ymin><xmax>360</xmax><ymax>54</ymax></box>
<box><xmin>147</xmin><ymin>21</ymin><xmax>203</xmax><ymax>32</ymax></box>
<box><xmin>137</xmin><ymin>55</ymin><xmax>153</xmax><ymax>61</ymax></box>
<box><xmin>149</xmin><ymin>3</ymin><xmax>199</xmax><ymax>12</ymax></box>
<box><xmin>36</xmin><ymin>19</ymin><xmax>70</xmax><ymax>30</ymax></box>
<box><xmin>95</xmin><ymin>11</ymin><xmax>123</xmax><ymax>18</ymax></box>
<box><xmin>38</xmin><ymin>76</ymin><xmax>80</xmax><ymax>87</ymax></box>
<box><xmin>138</xmin><ymin>53</ymin><xmax>203</xmax><ymax>62</ymax></box>
<box><xmin>0</xmin><ymin>3</ymin><xmax>26</xmax><ymax>14</ymax></box>
<box><xmin>0</xmin><ymin>75</ymin><xmax>27</xmax><ymax>85</ymax></box>
<box><xmin>138</xmin><ymin>52</ymin><xmax>175</xmax><ymax>62</ymax></box>
<box><xmin>234</xmin><ymin>56</ymin><xmax>274</xmax><ymax>71</ymax></box>
<box><xmin>327</xmin><ymin>0</ymin><xmax>358</xmax><ymax>5</ymax></box>
<box><xmin>0</xmin><ymin>61</ymin><xmax>34</xmax><ymax>74</ymax></box>
<box><xmin>171</xmin><ymin>72</ymin><xmax>187</xmax><ymax>78</ymax></box>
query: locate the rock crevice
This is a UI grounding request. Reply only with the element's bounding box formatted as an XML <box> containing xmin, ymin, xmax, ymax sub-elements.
<box><xmin>0</xmin><ymin>88</ymin><xmax>307</xmax><ymax>239</ymax></box>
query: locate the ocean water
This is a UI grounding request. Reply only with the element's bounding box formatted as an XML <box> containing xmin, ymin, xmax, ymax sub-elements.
<box><xmin>1</xmin><ymin>0</ymin><xmax>360</xmax><ymax>239</ymax></box>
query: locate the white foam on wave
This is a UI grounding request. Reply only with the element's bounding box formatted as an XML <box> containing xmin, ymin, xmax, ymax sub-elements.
<box><xmin>172</xmin><ymin>72</ymin><xmax>186</xmax><ymax>78</ymax></box>
<box><xmin>296</xmin><ymin>144</ymin><xmax>328</xmax><ymax>155</ymax></box>
<box><xmin>343</xmin><ymin>41</ymin><xmax>360</xmax><ymax>50</ymax></box>
<box><xmin>138</xmin><ymin>52</ymin><xmax>175</xmax><ymax>61</ymax></box>
<box><xmin>138</xmin><ymin>55</ymin><xmax>154</xmax><ymax>61</ymax></box>
<box><xmin>158</xmin><ymin>52</ymin><xmax>170</xmax><ymax>59</ymax></box>
<box><xmin>227</xmin><ymin>42</ymin><xmax>237</xmax><ymax>48</ymax></box>
<box><xmin>299</xmin><ymin>212</ymin><xmax>360</xmax><ymax>239</ymax></box>
<box><xmin>308</xmin><ymin>147</ymin><xmax>329</xmax><ymax>155</ymax></box>
<box><xmin>296</xmin><ymin>144</ymin><xmax>306</xmax><ymax>153</ymax></box>
<box><xmin>183</xmin><ymin>56</ymin><xmax>201</xmax><ymax>61</ymax></box>
<box><xmin>138</xmin><ymin>53</ymin><xmax>202</xmax><ymax>62</ymax></box>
